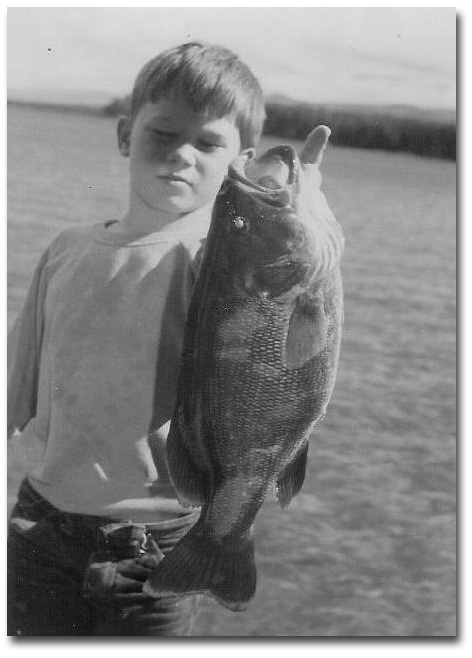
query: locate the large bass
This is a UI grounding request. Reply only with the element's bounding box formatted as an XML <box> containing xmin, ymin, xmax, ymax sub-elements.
<box><xmin>145</xmin><ymin>126</ymin><xmax>344</xmax><ymax>611</ymax></box>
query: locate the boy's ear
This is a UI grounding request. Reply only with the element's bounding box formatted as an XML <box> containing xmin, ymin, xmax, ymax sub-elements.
<box><xmin>230</xmin><ymin>148</ymin><xmax>256</xmax><ymax>171</ymax></box>
<box><xmin>241</xmin><ymin>147</ymin><xmax>256</xmax><ymax>161</ymax></box>
<box><xmin>117</xmin><ymin>117</ymin><xmax>131</xmax><ymax>157</ymax></box>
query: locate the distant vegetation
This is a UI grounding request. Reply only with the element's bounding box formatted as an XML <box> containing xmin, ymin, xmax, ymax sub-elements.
<box><xmin>101</xmin><ymin>96</ymin><xmax>131</xmax><ymax>118</ymax></box>
<box><xmin>10</xmin><ymin>93</ymin><xmax>455</xmax><ymax>160</ymax></box>
<box><xmin>263</xmin><ymin>101</ymin><xmax>456</xmax><ymax>161</ymax></box>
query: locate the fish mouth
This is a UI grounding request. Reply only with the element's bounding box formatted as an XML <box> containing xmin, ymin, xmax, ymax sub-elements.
<box><xmin>228</xmin><ymin>145</ymin><xmax>299</xmax><ymax>203</ymax></box>
<box><xmin>223</xmin><ymin>145</ymin><xmax>314</xmax><ymax>300</ymax></box>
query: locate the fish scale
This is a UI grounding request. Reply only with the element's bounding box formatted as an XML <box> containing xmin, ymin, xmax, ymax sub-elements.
<box><xmin>210</xmin><ymin>302</ymin><xmax>311</xmax><ymax>455</ymax></box>
<box><xmin>145</xmin><ymin>133</ymin><xmax>344</xmax><ymax>611</ymax></box>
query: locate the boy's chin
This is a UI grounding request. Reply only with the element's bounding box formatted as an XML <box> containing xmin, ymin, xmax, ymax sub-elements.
<box><xmin>153</xmin><ymin>197</ymin><xmax>210</xmax><ymax>218</ymax></box>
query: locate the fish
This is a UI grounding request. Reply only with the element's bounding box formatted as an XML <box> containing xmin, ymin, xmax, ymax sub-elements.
<box><xmin>144</xmin><ymin>126</ymin><xmax>345</xmax><ymax>611</ymax></box>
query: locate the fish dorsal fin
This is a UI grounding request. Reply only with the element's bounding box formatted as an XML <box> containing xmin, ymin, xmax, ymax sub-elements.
<box><xmin>285</xmin><ymin>295</ymin><xmax>328</xmax><ymax>369</ymax></box>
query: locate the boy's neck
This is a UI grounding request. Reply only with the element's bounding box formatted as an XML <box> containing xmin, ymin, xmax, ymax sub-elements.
<box><xmin>113</xmin><ymin>203</ymin><xmax>213</xmax><ymax>236</ymax></box>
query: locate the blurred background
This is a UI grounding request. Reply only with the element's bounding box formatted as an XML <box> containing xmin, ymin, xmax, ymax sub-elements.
<box><xmin>8</xmin><ymin>7</ymin><xmax>456</xmax><ymax>158</ymax></box>
<box><xmin>7</xmin><ymin>7</ymin><xmax>456</xmax><ymax>637</ymax></box>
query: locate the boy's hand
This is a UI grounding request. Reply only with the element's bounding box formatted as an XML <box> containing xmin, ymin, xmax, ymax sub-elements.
<box><xmin>83</xmin><ymin>526</ymin><xmax>164</xmax><ymax>606</ymax></box>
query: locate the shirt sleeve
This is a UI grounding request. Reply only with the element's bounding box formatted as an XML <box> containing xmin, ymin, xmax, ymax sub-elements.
<box><xmin>7</xmin><ymin>248</ymin><xmax>50</xmax><ymax>438</ymax></box>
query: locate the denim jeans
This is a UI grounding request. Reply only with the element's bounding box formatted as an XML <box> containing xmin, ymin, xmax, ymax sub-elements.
<box><xmin>8</xmin><ymin>478</ymin><xmax>200</xmax><ymax>636</ymax></box>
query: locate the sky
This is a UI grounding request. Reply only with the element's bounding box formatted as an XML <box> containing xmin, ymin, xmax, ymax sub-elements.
<box><xmin>7</xmin><ymin>6</ymin><xmax>456</xmax><ymax>110</ymax></box>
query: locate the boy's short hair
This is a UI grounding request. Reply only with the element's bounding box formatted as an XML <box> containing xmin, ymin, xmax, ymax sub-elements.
<box><xmin>130</xmin><ymin>41</ymin><xmax>266</xmax><ymax>149</ymax></box>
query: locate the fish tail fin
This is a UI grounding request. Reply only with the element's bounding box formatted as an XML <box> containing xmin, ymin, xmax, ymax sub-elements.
<box><xmin>143</xmin><ymin>521</ymin><xmax>256</xmax><ymax>611</ymax></box>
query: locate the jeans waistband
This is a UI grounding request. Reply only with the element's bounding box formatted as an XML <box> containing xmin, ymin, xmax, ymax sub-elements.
<box><xmin>12</xmin><ymin>478</ymin><xmax>200</xmax><ymax>550</ymax></box>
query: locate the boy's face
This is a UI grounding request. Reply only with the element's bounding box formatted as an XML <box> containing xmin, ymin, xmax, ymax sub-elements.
<box><xmin>118</xmin><ymin>98</ymin><xmax>252</xmax><ymax>221</ymax></box>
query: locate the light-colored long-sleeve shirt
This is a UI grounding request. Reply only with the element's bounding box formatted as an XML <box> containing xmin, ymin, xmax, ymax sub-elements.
<box><xmin>8</xmin><ymin>218</ymin><xmax>208</xmax><ymax>520</ymax></box>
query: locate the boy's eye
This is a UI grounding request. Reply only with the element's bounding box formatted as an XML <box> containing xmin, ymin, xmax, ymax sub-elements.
<box><xmin>197</xmin><ymin>140</ymin><xmax>220</xmax><ymax>152</ymax></box>
<box><xmin>152</xmin><ymin>129</ymin><xmax>177</xmax><ymax>144</ymax></box>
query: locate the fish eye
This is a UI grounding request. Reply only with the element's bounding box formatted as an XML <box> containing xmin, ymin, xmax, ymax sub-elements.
<box><xmin>231</xmin><ymin>216</ymin><xmax>248</xmax><ymax>232</ymax></box>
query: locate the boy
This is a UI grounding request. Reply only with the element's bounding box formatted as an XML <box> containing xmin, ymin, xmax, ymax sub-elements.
<box><xmin>7</xmin><ymin>41</ymin><xmax>265</xmax><ymax>637</ymax></box>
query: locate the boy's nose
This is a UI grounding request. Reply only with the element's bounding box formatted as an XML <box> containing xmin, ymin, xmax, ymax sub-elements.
<box><xmin>168</xmin><ymin>143</ymin><xmax>196</xmax><ymax>166</ymax></box>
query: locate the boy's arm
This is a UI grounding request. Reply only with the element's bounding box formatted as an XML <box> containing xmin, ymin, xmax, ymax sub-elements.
<box><xmin>136</xmin><ymin>242</ymin><xmax>205</xmax><ymax>509</ymax></box>
<box><xmin>7</xmin><ymin>249</ymin><xmax>49</xmax><ymax>438</ymax></box>
<box><xmin>142</xmin><ymin>421</ymin><xmax>172</xmax><ymax>485</ymax></box>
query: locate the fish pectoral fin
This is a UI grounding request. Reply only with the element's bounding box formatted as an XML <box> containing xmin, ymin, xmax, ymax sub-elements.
<box><xmin>285</xmin><ymin>296</ymin><xmax>328</xmax><ymax>369</ymax></box>
<box><xmin>276</xmin><ymin>442</ymin><xmax>309</xmax><ymax>509</ymax></box>
<box><xmin>166</xmin><ymin>422</ymin><xmax>208</xmax><ymax>506</ymax></box>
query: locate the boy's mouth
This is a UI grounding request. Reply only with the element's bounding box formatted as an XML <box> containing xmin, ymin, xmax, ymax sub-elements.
<box><xmin>159</xmin><ymin>173</ymin><xmax>193</xmax><ymax>186</ymax></box>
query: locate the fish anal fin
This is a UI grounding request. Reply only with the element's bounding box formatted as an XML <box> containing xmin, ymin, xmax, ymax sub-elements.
<box><xmin>144</xmin><ymin>521</ymin><xmax>256</xmax><ymax>612</ymax></box>
<box><xmin>276</xmin><ymin>442</ymin><xmax>309</xmax><ymax>509</ymax></box>
<box><xmin>166</xmin><ymin>420</ymin><xmax>207</xmax><ymax>507</ymax></box>
<box><xmin>285</xmin><ymin>296</ymin><xmax>328</xmax><ymax>369</ymax></box>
